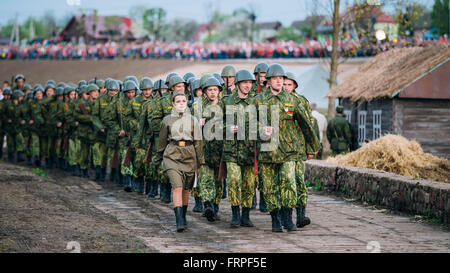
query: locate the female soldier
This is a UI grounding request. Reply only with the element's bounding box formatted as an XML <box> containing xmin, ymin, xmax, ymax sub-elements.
<box><xmin>154</xmin><ymin>91</ymin><xmax>204</xmax><ymax>232</ymax></box>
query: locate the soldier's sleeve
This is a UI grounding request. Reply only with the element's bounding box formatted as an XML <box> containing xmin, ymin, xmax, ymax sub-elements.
<box><xmin>294</xmin><ymin>103</ymin><xmax>320</xmax><ymax>153</ymax></box>
<box><xmin>74</xmin><ymin>103</ymin><xmax>92</xmax><ymax>124</ymax></box>
<box><xmin>326</xmin><ymin>119</ymin><xmax>333</xmax><ymax>143</ymax></box>
<box><xmin>103</xmin><ymin>100</ymin><xmax>120</xmax><ymax>134</ymax></box>
<box><xmin>343</xmin><ymin>121</ymin><xmax>352</xmax><ymax>146</ymax></box>
<box><xmin>193</xmin><ymin>116</ymin><xmax>205</xmax><ymax>166</ymax></box>
<box><xmin>35</xmin><ymin>102</ymin><xmax>44</xmax><ymax>125</ymax></box>
<box><xmin>153</xmin><ymin>117</ymin><xmax>168</xmax><ymax>168</ymax></box>
<box><xmin>91</xmin><ymin>100</ymin><xmax>104</xmax><ymax>132</ymax></box>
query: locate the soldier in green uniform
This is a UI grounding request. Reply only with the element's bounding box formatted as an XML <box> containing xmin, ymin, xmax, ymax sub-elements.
<box><xmin>66</xmin><ymin>83</ymin><xmax>85</xmax><ymax>176</ymax></box>
<box><xmin>327</xmin><ymin>106</ymin><xmax>352</xmax><ymax>156</ymax></box>
<box><xmin>5</xmin><ymin>90</ymin><xmax>25</xmax><ymax>162</ymax></box>
<box><xmin>254</xmin><ymin>64</ymin><xmax>320</xmax><ymax>232</ymax></box>
<box><xmin>54</xmin><ymin>86</ymin><xmax>66</xmax><ymax>169</ymax></box>
<box><xmin>221</xmin><ymin>65</ymin><xmax>237</xmax><ymax>93</ymax></box>
<box><xmin>104</xmin><ymin>80</ymin><xmax>136</xmax><ymax>189</ymax></box>
<box><xmin>96</xmin><ymin>80</ymin><xmax>106</xmax><ymax>95</ymax></box>
<box><xmin>191</xmin><ymin>77</ymin><xmax>224</xmax><ymax>222</ymax></box>
<box><xmin>0</xmin><ymin>88</ymin><xmax>12</xmax><ymax>160</ymax></box>
<box><xmin>29</xmin><ymin>85</ymin><xmax>45</xmax><ymax>166</ymax></box>
<box><xmin>22</xmin><ymin>90</ymin><xmax>34</xmax><ymax>165</ymax></box>
<box><xmin>219</xmin><ymin>69</ymin><xmax>259</xmax><ymax>228</ymax></box>
<box><xmin>12</xmin><ymin>74</ymin><xmax>26</xmax><ymax>91</ymax></box>
<box><xmin>284</xmin><ymin>71</ymin><xmax>316</xmax><ymax>228</ymax></box>
<box><xmin>129</xmin><ymin>77</ymin><xmax>153</xmax><ymax>193</ymax></box>
<box><xmin>154</xmin><ymin>91</ymin><xmax>204</xmax><ymax>232</ymax></box>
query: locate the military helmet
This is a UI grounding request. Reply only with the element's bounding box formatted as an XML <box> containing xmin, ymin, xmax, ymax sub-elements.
<box><xmin>186</xmin><ymin>77</ymin><xmax>196</xmax><ymax>86</ymax></box>
<box><xmin>55</xmin><ymin>87</ymin><xmax>65</xmax><ymax>96</ymax></box>
<box><xmin>154</xmin><ymin>79</ymin><xmax>168</xmax><ymax>91</ymax></box>
<box><xmin>183</xmin><ymin>72</ymin><xmax>195</xmax><ymax>82</ymax></box>
<box><xmin>284</xmin><ymin>72</ymin><xmax>298</xmax><ymax>88</ymax></box>
<box><xmin>64</xmin><ymin>85</ymin><xmax>76</xmax><ymax>95</ymax></box>
<box><xmin>199</xmin><ymin>74</ymin><xmax>213</xmax><ymax>88</ymax></box>
<box><xmin>87</xmin><ymin>83</ymin><xmax>99</xmax><ymax>94</ymax></box>
<box><xmin>140</xmin><ymin>77</ymin><xmax>154</xmax><ymax>90</ymax></box>
<box><xmin>23</xmin><ymin>84</ymin><xmax>32</xmax><ymax>91</ymax></box>
<box><xmin>172</xmin><ymin>90</ymin><xmax>186</xmax><ymax>102</ymax></box>
<box><xmin>106</xmin><ymin>80</ymin><xmax>120</xmax><ymax>91</ymax></box>
<box><xmin>45</xmin><ymin>83</ymin><xmax>56</xmax><ymax>91</ymax></box>
<box><xmin>202</xmin><ymin>77</ymin><xmax>223</xmax><ymax>92</ymax></box>
<box><xmin>46</xmin><ymin>80</ymin><xmax>56</xmax><ymax>87</ymax></box>
<box><xmin>190</xmin><ymin>79</ymin><xmax>200</xmax><ymax>92</ymax></box>
<box><xmin>12</xmin><ymin>89</ymin><xmax>24</xmax><ymax>99</ymax></box>
<box><xmin>221</xmin><ymin>65</ymin><xmax>237</xmax><ymax>77</ymax></box>
<box><xmin>165</xmin><ymin>73</ymin><xmax>179</xmax><ymax>84</ymax></box>
<box><xmin>96</xmin><ymin>80</ymin><xmax>105</xmax><ymax>88</ymax></box>
<box><xmin>212</xmin><ymin>73</ymin><xmax>224</xmax><ymax>85</ymax></box>
<box><xmin>78</xmin><ymin>80</ymin><xmax>87</xmax><ymax>88</ymax></box>
<box><xmin>235</xmin><ymin>69</ymin><xmax>256</xmax><ymax>84</ymax></box>
<box><xmin>14</xmin><ymin>74</ymin><xmax>26</xmax><ymax>82</ymax></box>
<box><xmin>105</xmin><ymin>78</ymin><xmax>114</xmax><ymax>87</ymax></box>
<box><xmin>123</xmin><ymin>80</ymin><xmax>138</xmax><ymax>92</ymax></box>
<box><xmin>124</xmin><ymin>76</ymin><xmax>138</xmax><ymax>86</ymax></box>
<box><xmin>33</xmin><ymin>84</ymin><xmax>44</xmax><ymax>93</ymax></box>
<box><xmin>89</xmin><ymin>79</ymin><xmax>97</xmax><ymax>85</ymax></box>
<box><xmin>3</xmin><ymin>88</ymin><xmax>12</xmax><ymax>96</ymax></box>
<box><xmin>254</xmin><ymin>62</ymin><xmax>269</xmax><ymax>74</ymax></box>
<box><xmin>265</xmin><ymin>64</ymin><xmax>286</xmax><ymax>79</ymax></box>
<box><xmin>168</xmin><ymin>75</ymin><xmax>185</xmax><ymax>90</ymax></box>
<box><xmin>336</xmin><ymin>105</ymin><xmax>344</xmax><ymax>114</ymax></box>
<box><xmin>57</xmin><ymin>82</ymin><xmax>66</xmax><ymax>88</ymax></box>
<box><xmin>78</xmin><ymin>85</ymin><xmax>88</xmax><ymax>95</ymax></box>
<box><xmin>26</xmin><ymin>91</ymin><xmax>35</xmax><ymax>100</ymax></box>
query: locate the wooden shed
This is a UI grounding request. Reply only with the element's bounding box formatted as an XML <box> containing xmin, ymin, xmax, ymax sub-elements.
<box><xmin>326</xmin><ymin>45</ymin><xmax>450</xmax><ymax>158</ymax></box>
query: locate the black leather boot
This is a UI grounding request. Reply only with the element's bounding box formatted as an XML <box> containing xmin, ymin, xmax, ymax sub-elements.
<box><xmin>174</xmin><ymin>207</ymin><xmax>185</xmax><ymax>232</ymax></box>
<box><xmin>182</xmin><ymin>205</ymin><xmax>188</xmax><ymax>228</ymax></box>
<box><xmin>296</xmin><ymin>206</ymin><xmax>311</xmax><ymax>228</ymax></box>
<box><xmin>230</xmin><ymin>206</ymin><xmax>240</xmax><ymax>228</ymax></box>
<box><xmin>240</xmin><ymin>207</ymin><xmax>254</xmax><ymax>227</ymax></box>
<box><xmin>192</xmin><ymin>197</ymin><xmax>203</xmax><ymax>212</ymax></box>
<box><xmin>213</xmin><ymin>203</ymin><xmax>220</xmax><ymax>221</ymax></box>
<box><xmin>270</xmin><ymin>210</ymin><xmax>283</xmax><ymax>232</ymax></box>
<box><xmin>203</xmin><ymin>201</ymin><xmax>215</xmax><ymax>222</ymax></box>
<box><xmin>281</xmin><ymin>207</ymin><xmax>297</xmax><ymax>231</ymax></box>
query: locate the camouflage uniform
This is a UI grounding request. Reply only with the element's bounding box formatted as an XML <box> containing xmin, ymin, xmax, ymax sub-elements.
<box><xmin>326</xmin><ymin>109</ymin><xmax>352</xmax><ymax>156</ymax></box>
<box><xmin>5</xmin><ymin>95</ymin><xmax>25</xmax><ymax>161</ymax></box>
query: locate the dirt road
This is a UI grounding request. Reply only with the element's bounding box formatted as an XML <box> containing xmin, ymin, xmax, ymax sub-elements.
<box><xmin>1</xmin><ymin>161</ymin><xmax>448</xmax><ymax>253</ymax></box>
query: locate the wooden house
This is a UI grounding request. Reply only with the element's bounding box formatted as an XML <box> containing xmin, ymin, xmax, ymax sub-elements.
<box><xmin>326</xmin><ymin>45</ymin><xmax>450</xmax><ymax>158</ymax></box>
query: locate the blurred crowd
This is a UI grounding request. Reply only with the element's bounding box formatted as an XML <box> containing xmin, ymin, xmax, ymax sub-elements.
<box><xmin>1</xmin><ymin>37</ymin><xmax>448</xmax><ymax>61</ymax></box>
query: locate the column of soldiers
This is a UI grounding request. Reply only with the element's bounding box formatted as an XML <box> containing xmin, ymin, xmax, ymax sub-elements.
<box><xmin>1</xmin><ymin>63</ymin><xmax>320</xmax><ymax>232</ymax></box>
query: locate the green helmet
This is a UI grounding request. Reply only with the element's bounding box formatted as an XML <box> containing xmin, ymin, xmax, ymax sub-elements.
<box><xmin>96</xmin><ymin>80</ymin><xmax>105</xmax><ymax>88</ymax></box>
<box><xmin>165</xmin><ymin>73</ymin><xmax>179</xmax><ymax>84</ymax></box>
<box><xmin>33</xmin><ymin>84</ymin><xmax>44</xmax><ymax>93</ymax></box>
<box><xmin>140</xmin><ymin>77</ymin><xmax>154</xmax><ymax>90</ymax></box>
<box><xmin>124</xmin><ymin>76</ymin><xmax>138</xmax><ymax>86</ymax></box>
<box><xmin>284</xmin><ymin>72</ymin><xmax>298</xmax><ymax>88</ymax></box>
<box><xmin>183</xmin><ymin>72</ymin><xmax>195</xmax><ymax>82</ymax></box>
<box><xmin>254</xmin><ymin>62</ymin><xmax>269</xmax><ymax>74</ymax></box>
<box><xmin>190</xmin><ymin>79</ymin><xmax>200</xmax><ymax>92</ymax></box>
<box><xmin>46</xmin><ymin>80</ymin><xmax>56</xmax><ymax>87</ymax></box>
<box><xmin>57</xmin><ymin>82</ymin><xmax>66</xmax><ymax>88</ymax></box>
<box><xmin>78</xmin><ymin>85</ymin><xmax>88</xmax><ymax>95</ymax></box>
<box><xmin>154</xmin><ymin>79</ymin><xmax>168</xmax><ymax>91</ymax></box>
<box><xmin>3</xmin><ymin>88</ymin><xmax>12</xmax><ymax>96</ymax></box>
<box><xmin>105</xmin><ymin>78</ymin><xmax>114</xmax><ymax>87</ymax></box>
<box><xmin>26</xmin><ymin>91</ymin><xmax>35</xmax><ymax>100</ymax></box>
<box><xmin>172</xmin><ymin>90</ymin><xmax>186</xmax><ymax>102</ymax></box>
<box><xmin>168</xmin><ymin>75</ymin><xmax>185</xmax><ymax>90</ymax></box>
<box><xmin>235</xmin><ymin>69</ymin><xmax>256</xmax><ymax>84</ymax></box>
<box><xmin>199</xmin><ymin>74</ymin><xmax>214</xmax><ymax>88</ymax></box>
<box><xmin>45</xmin><ymin>83</ymin><xmax>56</xmax><ymax>91</ymax></box>
<box><xmin>12</xmin><ymin>89</ymin><xmax>24</xmax><ymax>99</ymax></box>
<box><xmin>87</xmin><ymin>83</ymin><xmax>99</xmax><ymax>93</ymax></box>
<box><xmin>212</xmin><ymin>73</ymin><xmax>224</xmax><ymax>85</ymax></box>
<box><xmin>336</xmin><ymin>105</ymin><xmax>344</xmax><ymax>114</ymax></box>
<box><xmin>64</xmin><ymin>85</ymin><xmax>76</xmax><ymax>95</ymax></box>
<box><xmin>123</xmin><ymin>80</ymin><xmax>138</xmax><ymax>93</ymax></box>
<box><xmin>265</xmin><ymin>64</ymin><xmax>286</xmax><ymax>79</ymax></box>
<box><xmin>106</xmin><ymin>80</ymin><xmax>120</xmax><ymax>91</ymax></box>
<box><xmin>23</xmin><ymin>84</ymin><xmax>32</xmax><ymax>91</ymax></box>
<box><xmin>221</xmin><ymin>65</ymin><xmax>237</xmax><ymax>77</ymax></box>
<box><xmin>55</xmin><ymin>87</ymin><xmax>65</xmax><ymax>96</ymax></box>
<box><xmin>14</xmin><ymin>74</ymin><xmax>26</xmax><ymax>82</ymax></box>
<box><xmin>88</xmin><ymin>79</ymin><xmax>97</xmax><ymax>85</ymax></box>
<box><xmin>78</xmin><ymin>80</ymin><xmax>87</xmax><ymax>88</ymax></box>
<box><xmin>202</xmin><ymin>77</ymin><xmax>223</xmax><ymax>92</ymax></box>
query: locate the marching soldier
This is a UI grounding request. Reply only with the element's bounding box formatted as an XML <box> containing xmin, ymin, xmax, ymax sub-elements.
<box><xmin>254</xmin><ymin>64</ymin><xmax>319</xmax><ymax>232</ymax></box>
<box><xmin>0</xmin><ymin>88</ymin><xmax>12</xmax><ymax>160</ymax></box>
<box><xmin>12</xmin><ymin>74</ymin><xmax>26</xmax><ymax>91</ymax></box>
<box><xmin>5</xmin><ymin>90</ymin><xmax>25</xmax><ymax>162</ymax></box>
<box><xmin>221</xmin><ymin>65</ymin><xmax>237</xmax><ymax>92</ymax></box>
<box><xmin>22</xmin><ymin>91</ymin><xmax>34</xmax><ymax>165</ymax></box>
<box><xmin>327</xmin><ymin>106</ymin><xmax>352</xmax><ymax>156</ymax></box>
<box><xmin>154</xmin><ymin>90</ymin><xmax>204</xmax><ymax>232</ymax></box>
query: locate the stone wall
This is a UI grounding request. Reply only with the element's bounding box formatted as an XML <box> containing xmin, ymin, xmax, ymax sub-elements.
<box><xmin>305</xmin><ymin>160</ymin><xmax>450</xmax><ymax>224</ymax></box>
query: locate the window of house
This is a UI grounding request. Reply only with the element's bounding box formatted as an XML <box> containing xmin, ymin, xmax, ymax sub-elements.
<box><xmin>344</xmin><ymin>110</ymin><xmax>352</xmax><ymax>123</ymax></box>
<box><xmin>373</xmin><ymin>110</ymin><xmax>382</xmax><ymax>140</ymax></box>
<box><xmin>358</xmin><ymin>111</ymin><xmax>367</xmax><ymax>146</ymax></box>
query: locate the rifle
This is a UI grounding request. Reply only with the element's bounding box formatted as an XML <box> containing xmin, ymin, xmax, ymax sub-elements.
<box><xmin>218</xmin><ymin>77</ymin><xmax>232</xmax><ymax>180</ymax></box>
<box><xmin>253</xmin><ymin>68</ymin><xmax>260</xmax><ymax>175</ymax></box>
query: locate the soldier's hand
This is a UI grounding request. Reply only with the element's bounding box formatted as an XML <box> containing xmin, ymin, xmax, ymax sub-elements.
<box><xmin>20</xmin><ymin>120</ymin><xmax>26</xmax><ymax>125</ymax></box>
<box><xmin>119</xmin><ymin>130</ymin><xmax>126</xmax><ymax>137</ymax></box>
<box><xmin>29</xmin><ymin>120</ymin><xmax>34</xmax><ymax>125</ymax></box>
<box><xmin>307</xmin><ymin>154</ymin><xmax>314</xmax><ymax>160</ymax></box>
<box><xmin>100</xmin><ymin>128</ymin><xmax>105</xmax><ymax>133</ymax></box>
<box><xmin>264</xmin><ymin>126</ymin><xmax>273</xmax><ymax>137</ymax></box>
<box><xmin>57</xmin><ymin>122</ymin><xmax>62</xmax><ymax>128</ymax></box>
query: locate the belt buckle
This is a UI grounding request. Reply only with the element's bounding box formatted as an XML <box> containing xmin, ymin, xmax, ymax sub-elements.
<box><xmin>179</xmin><ymin>141</ymin><xmax>185</xmax><ymax>147</ymax></box>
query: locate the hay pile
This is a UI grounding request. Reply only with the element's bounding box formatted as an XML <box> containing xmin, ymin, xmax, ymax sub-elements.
<box><xmin>326</xmin><ymin>44</ymin><xmax>450</xmax><ymax>102</ymax></box>
<box><xmin>327</xmin><ymin>135</ymin><xmax>450</xmax><ymax>183</ymax></box>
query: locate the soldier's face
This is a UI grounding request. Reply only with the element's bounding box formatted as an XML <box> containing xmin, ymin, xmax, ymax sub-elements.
<box><xmin>257</xmin><ymin>73</ymin><xmax>266</xmax><ymax>85</ymax></box>
<box><xmin>82</xmin><ymin>93</ymin><xmax>89</xmax><ymax>100</ymax></box>
<box><xmin>172</xmin><ymin>83</ymin><xmax>185</xmax><ymax>92</ymax></box>
<box><xmin>161</xmin><ymin>88</ymin><xmax>168</xmax><ymax>94</ymax></box>
<box><xmin>16</xmin><ymin>79</ymin><xmax>24</xmax><ymax>88</ymax></box>
<box><xmin>206</xmin><ymin>86</ymin><xmax>219</xmax><ymax>101</ymax></box>
<box><xmin>173</xmin><ymin>95</ymin><xmax>187</xmax><ymax>113</ymax></box>
<box><xmin>238</xmin><ymin>80</ymin><xmax>253</xmax><ymax>95</ymax></box>
<box><xmin>46</xmin><ymin>88</ymin><xmax>55</xmax><ymax>97</ymax></box>
<box><xmin>142</xmin><ymin>88</ymin><xmax>152</xmax><ymax>98</ymax></box>
<box><xmin>35</xmin><ymin>91</ymin><xmax>44</xmax><ymax>100</ymax></box>
<box><xmin>125</xmin><ymin>90</ymin><xmax>135</xmax><ymax>99</ymax></box>
<box><xmin>195</xmin><ymin>89</ymin><xmax>202</xmax><ymax>98</ymax></box>
<box><xmin>99</xmin><ymin>87</ymin><xmax>107</xmax><ymax>94</ymax></box>
<box><xmin>108</xmin><ymin>89</ymin><xmax>118</xmax><ymax>97</ymax></box>
<box><xmin>69</xmin><ymin>91</ymin><xmax>76</xmax><ymax>100</ymax></box>
<box><xmin>57</xmin><ymin>95</ymin><xmax>64</xmax><ymax>101</ymax></box>
<box><xmin>269</xmin><ymin>76</ymin><xmax>284</xmax><ymax>92</ymax></box>
<box><xmin>283</xmin><ymin>79</ymin><xmax>296</xmax><ymax>92</ymax></box>
<box><xmin>18</xmin><ymin>96</ymin><xmax>24</xmax><ymax>102</ymax></box>
<box><xmin>224</xmin><ymin>76</ymin><xmax>235</xmax><ymax>87</ymax></box>
<box><xmin>89</xmin><ymin>90</ymin><xmax>99</xmax><ymax>101</ymax></box>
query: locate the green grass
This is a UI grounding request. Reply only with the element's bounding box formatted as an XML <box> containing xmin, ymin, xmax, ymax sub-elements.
<box><xmin>313</xmin><ymin>178</ymin><xmax>322</xmax><ymax>191</ymax></box>
<box><xmin>33</xmin><ymin>168</ymin><xmax>49</xmax><ymax>178</ymax></box>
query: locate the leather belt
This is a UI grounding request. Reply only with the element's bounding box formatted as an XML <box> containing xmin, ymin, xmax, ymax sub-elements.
<box><xmin>171</xmin><ymin>140</ymin><xmax>193</xmax><ymax>147</ymax></box>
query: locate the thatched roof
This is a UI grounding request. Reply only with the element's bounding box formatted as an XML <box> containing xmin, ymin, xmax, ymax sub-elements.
<box><xmin>326</xmin><ymin>45</ymin><xmax>450</xmax><ymax>102</ymax></box>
